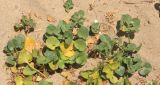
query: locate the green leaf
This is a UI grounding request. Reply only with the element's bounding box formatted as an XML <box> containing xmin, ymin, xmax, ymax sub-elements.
<box><xmin>64</xmin><ymin>30</ymin><xmax>73</xmax><ymax>38</ymax></box>
<box><xmin>23</xmin><ymin>66</ymin><xmax>37</xmax><ymax>76</ymax></box>
<box><xmin>15</xmin><ymin>76</ymin><xmax>23</xmax><ymax>85</ymax></box>
<box><xmin>14</xmin><ymin>23</ymin><xmax>22</xmax><ymax>31</ymax></box>
<box><xmin>57</xmin><ymin>60</ymin><xmax>65</xmax><ymax>69</ymax></box>
<box><xmin>125</xmin><ymin>43</ymin><xmax>141</xmax><ymax>52</ymax></box>
<box><xmin>120</xmin><ymin>14</ymin><xmax>140</xmax><ymax>33</ymax></box>
<box><xmin>76</xmin><ymin>52</ymin><xmax>88</xmax><ymax>65</ymax></box>
<box><xmin>99</xmin><ymin>34</ymin><xmax>112</xmax><ymax>43</ymax></box>
<box><xmin>71</xmin><ymin>10</ymin><xmax>85</xmax><ymax>27</ymax></box>
<box><xmin>21</xmin><ymin>15</ymin><xmax>36</xmax><ymax>32</ymax></box>
<box><xmin>15</xmin><ymin>34</ymin><xmax>25</xmax><ymax>41</ymax></box>
<box><xmin>115</xmin><ymin>66</ymin><xmax>125</xmax><ymax>77</ymax></box>
<box><xmin>139</xmin><ymin>62</ymin><xmax>152</xmax><ymax>77</ymax></box>
<box><xmin>38</xmin><ymin>80</ymin><xmax>53</xmax><ymax>85</ymax></box>
<box><xmin>90</xmin><ymin>22</ymin><xmax>100</xmax><ymax>34</ymax></box>
<box><xmin>23</xmin><ymin>76</ymin><xmax>34</xmax><ymax>85</ymax></box>
<box><xmin>36</xmin><ymin>55</ymin><xmax>50</xmax><ymax>65</ymax></box>
<box><xmin>28</xmin><ymin>18</ymin><xmax>36</xmax><ymax>29</ymax></box>
<box><xmin>46</xmin><ymin>24</ymin><xmax>60</xmax><ymax>35</ymax></box>
<box><xmin>57</xmin><ymin>20</ymin><xmax>71</xmax><ymax>33</ymax></box>
<box><xmin>18</xmin><ymin>50</ymin><xmax>32</xmax><ymax>64</ymax></box>
<box><xmin>46</xmin><ymin>36</ymin><xmax>60</xmax><ymax>50</ymax></box>
<box><xmin>14</xmin><ymin>34</ymin><xmax>25</xmax><ymax>49</ymax></box>
<box><xmin>65</xmin><ymin>38</ymin><xmax>73</xmax><ymax>46</ymax></box>
<box><xmin>44</xmin><ymin>49</ymin><xmax>59</xmax><ymax>63</ymax></box>
<box><xmin>64</xmin><ymin>31</ymin><xmax>73</xmax><ymax>45</ymax></box>
<box><xmin>131</xmin><ymin>18</ymin><xmax>140</xmax><ymax>31</ymax></box>
<box><xmin>32</xmin><ymin>49</ymin><xmax>39</xmax><ymax>58</ymax></box>
<box><xmin>80</xmin><ymin>70</ymin><xmax>93</xmax><ymax>79</ymax></box>
<box><xmin>6</xmin><ymin>56</ymin><xmax>16</xmax><ymax>66</ymax></box>
<box><xmin>7</xmin><ymin>40</ymin><xmax>16</xmax><ymax>52</ymax></box>
<box><xmin>63</xmin><ymin>0</ymin><xmax>74</xmax><ymax>12</ymax></box>
<box><xmin>74</xmin><ymin>39</ymin><xmax>87</xmax><ymax>51</ymax></box>
<box><xmin>5</xmin><ymin>34</ymin><xmax>25</xmax><ymax>53</ymax></box>
<box><xmin>21</xmin><ymin>15</ymin><xmax>28</xmax><ymax>26</ymax></box>
<box><xmin>77</xmin><ymin>26</ymin><xmax>89</xmax><ymax>40</ymax></box>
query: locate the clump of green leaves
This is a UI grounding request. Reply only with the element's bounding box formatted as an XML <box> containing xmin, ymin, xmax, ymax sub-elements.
<box><xmin>119</xmin><ymin>14</ymin><xmax>140</xmax><ymax>33</ymax></box>
<box><xmin>71</xmin><ymin>10</ymin><xmax>85</xmax><ymax>27</ymax></box>
<box><xmin>90</xmin><ymin>22</ymin><xmax>100</xmax><ymax>34</ymax></box>
<box><xmin>4</xmin><ymin>16</ymin><xmax>55</xmax><ymax>85</ymax></box>
<box><xmin>4</xmin><ymin>7</ymin><xmax>152</xmax><ymax>85</ymax></box>
<box><xmin>14</xmin><ymin>15</ymin><xmax>36</xmax><ymax>34</ymax></box>
<box><xmin>44</xmin><ymin>19</ymin><xmax>89</xmax><ymax>70</ymax></box>
<box><xmin>4</xmin><ymin>34</ymin><xmax>25</xmax><ymax>56</ymax></box>
<box><xmin>64</xmin><ymin>0</ymin><xmax>74</xmax><ymax>12</ymax></box>
<box><xmin>80</xmin><ymin>14</ymin><xmax>152</xmax><ymax>85</ymax></box>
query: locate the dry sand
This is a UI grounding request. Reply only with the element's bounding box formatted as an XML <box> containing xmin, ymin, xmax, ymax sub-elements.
<box><xmin>0</xmin><ymin>0</ymin><xmax>160</xmax><ymax>85</ymax></box>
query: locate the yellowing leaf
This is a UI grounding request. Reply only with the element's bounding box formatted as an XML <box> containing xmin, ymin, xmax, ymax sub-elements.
<box><xmin>109</xmin><ymin>75</ymin><xmax>118</xmax><ymax>84</ymax></box>
<box><xmin>24</xmin><ymin>36</ymin><xmax>35</xmax><ymax>53</ymax></box>
<box><xmin>97</xmin><ymin>78</ymin><xmax>103</xmax><ymax>85</ymax></box>
<box><xmin>81</xmin><ymin>82</ymin><xmax>87</xmax><ymax>85</ymax></box>
<box><xmin>18</xmin><ymin>50</ymin><xmax>32</xmax><ymax>64</ymax></box>
<box><xmin>121</xmin><ymin>26</ymin><xmax>126</xmax><ymax>32</ymax></box>
<box><xmin>103</xmin><ymin>65</ymin><xmax>112</xmax><ymax>74</ymax></box>
<box><xmin>15</xmin><ymin>76</ymin><xmax>23</xmax><ymax>85</ymax></box>
<box><xmin>48</xmin><ymin>62</ymin><xmax>58</xmax><ymax>70</ymax></box>
<box><xmin>60</xmin><ymin>42</ymin><xmax>74</xmax><ymax>57</ymax></box>
<box><xmin>89</xmin><ymin>71</ymin><xmax>99</xmax><ymax>79</ymax></box>
<box><xmin>11</xmin><ymin>66</ymin><xmax>17</xmax><ymax>73</ymax></box>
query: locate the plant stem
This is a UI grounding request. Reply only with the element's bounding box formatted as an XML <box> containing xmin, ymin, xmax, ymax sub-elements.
<box><xmin>127</xmin><ymin>33</ymin><xmax>131</xmax><ymax>43</ymax></box>
<box><xmin>26</xmin><ymin>62</ymin><xmax>47</xmax><ymax>78</ymax></box>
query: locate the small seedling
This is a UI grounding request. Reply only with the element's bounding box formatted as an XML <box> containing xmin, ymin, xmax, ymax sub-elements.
<box><xmin>71</xmin><ymin>10</ymin><xmax>85</xmax><ymax>27</ymax></box>
<box><xmin>90</xmin><ymin>21</ymin><xmax>100</xmax><ymax>34</ymax></box>
<box><xmin>64</xmin><ymin>0</ymin><xmax>74</xmax><ymax>12</ymax></box>
<box><xmin>14</xmin><ymin>15</ymin><xmax>36</xmax><ymax>34</ymax></box>
<box><xmin>119</xmin><ymin>14</ymin><xmax>140</xmax><ymax>33</ymax></box>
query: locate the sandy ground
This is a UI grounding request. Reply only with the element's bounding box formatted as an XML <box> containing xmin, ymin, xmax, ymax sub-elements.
<box><xmin>0</xmin><ymin>0</ymin><xmax>160</xmax><ymax>85</ymax></box>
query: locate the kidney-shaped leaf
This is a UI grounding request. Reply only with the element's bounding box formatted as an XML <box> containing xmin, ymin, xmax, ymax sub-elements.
<box><xmin>74</xmin><ymin>39</ymin><xmax>87</xmax><ymax>51</ymax></box>
<box><xmin>90</xmin><ymin>22</ymin><xmax>100</xmax><ymax>34</ymax></box>
<box><xmin>76</xmin><ymin>52</ymin><xmax>88</xmax><ymax>65</ymax></box>
<box><xmin>23</xmin><ymin>66</ymin><xmax>37</xmax><ymax>76</ymax></box>
<box><xmin>46</xmin><ymin>24</ymin><xmax>60</xmax><ymax>35</ymax></box>
<box><xmin>46</xmin><ymin>36</ymin><xmax>60</xmax><ymax>50</ymax></box>
<box><xmin>18</xmin><ymin>50</ymin><xmax>32</xmax><ymax>64</ymax></box>
<box><xmin>6</xmin><ymin>56</ymin><xmax>16</xmax><ymax>66</ymax></box>
<box><xmin>77</xmin><ymin>26</ymin><xmax>89</xmax><ymax>40</ymax></box>
<box><xmin>36</xmin><ymin>56</ymin><xmax>50</xmax><ymax>65</ymax></box>
<box><xmin>115</xmin><ymin>66</ymin><xmax>125</xmax><ymax>77</ymax></box>
<box><xmin>138</xmin><ymin>62</ymin><xmax>152</xmax><ymax>77</ymax></box>
<box><xmin>44</xmin><ymin>49</ymin><xmax>59</xmax><ymax>63</ymax></box>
